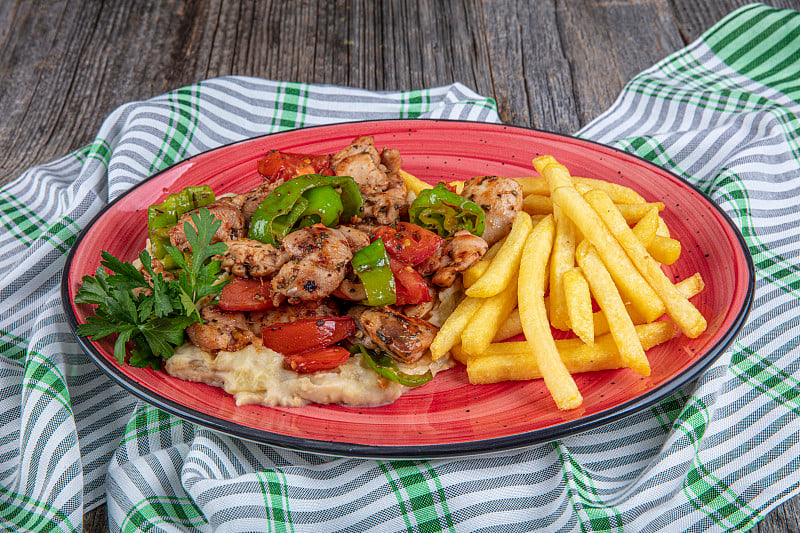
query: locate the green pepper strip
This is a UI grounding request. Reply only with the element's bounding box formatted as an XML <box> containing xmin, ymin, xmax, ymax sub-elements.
<box><xmin>354</xmin><ymin>344</ymin><xmax>433</xmax><ymax>387</ymax></box>
<box><xmin>350</xmin><ymin>239</ymin><xmax>396</xmax><ymax>306</ymax></box>
<box><xmin>408</xmin><ymin>182</ymin><xmax>486</xmax><ymax>238</ymax></box>
<box><xmin>147</xmin><ymin>185</ymin><xmax>215</xmax><ymax>269</ymax></box>
<box><xmin>298</xmin><ymin>185</ymin><xmax>343</xmax><ymax>228</ymax></box>
<box><xmin>248</xmin><ymin>174</ymin><xmax>363</xmax><ymax>246</ymax></box>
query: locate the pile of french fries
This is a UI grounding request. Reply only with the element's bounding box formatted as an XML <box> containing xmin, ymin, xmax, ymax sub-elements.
<box><xmin>423</xmin><ymin>156</ymin><xmax>707</xmax><ymax>411</ymax></box>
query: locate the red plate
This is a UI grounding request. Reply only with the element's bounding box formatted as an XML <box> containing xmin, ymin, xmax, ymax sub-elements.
<box><xmin>62</xmin><ymin>120</ymin><xmax>753</xmax><ymax>458</ymax></box>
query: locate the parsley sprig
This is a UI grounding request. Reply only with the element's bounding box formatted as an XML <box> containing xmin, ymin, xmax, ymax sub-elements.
<box><xmin>75</xmin><ymin>208</ymin><xmax>229</xmax><ymax>369</ymax></box>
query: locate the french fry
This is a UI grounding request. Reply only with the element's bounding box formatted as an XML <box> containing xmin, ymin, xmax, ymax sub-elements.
<box><xmin>522</xmin><ymin>195</ymin><xmax>664</xmax><ymax>226</ymax></box>
<box><xmin>584</xmin><ymin>189</ymin><xmax>707</xmax><ymax>338</ymax></box>
<box><xmin>529</xmin><ymin>214</ymin><xmax>546</xmax><ymax>227</ymax></box>
<box><xmin>533</xmin><ymin>156</ymin><xmax>574</xmax><ymax>190</ymax></box>
<box><xmin>574</xmin><ymin>181</ymin><xmax>592</xmax><ymax>195</ymax></box>
<box><xmin>575</xmin><ymin>240</ymin><xmax>650</xmax><ymax>376</ymax></box>
<box><xmin>515</xmin><ymin>175</ymin><xmax>647</xmax><ymax>204</ymax></box>
<box><xmin>551</xmin><ymin>185</ymin><xmax>665</xmax><ymax>322</ymax></box>
<box><xmin>430</xmin><ymin>296</ymin><xmax>482</xmax><ymax>360</ymax></box>
<box><xmin>648</xmin><ymin>235</ymin><xmax>681</xmax><ymax>265</ymax></box>
<box><xmin>450</xmin><ymin>344</ymin><xmax>469</xmax><ymax>365</ymax></box>
<box><xmin>462</xmin><ymin>237</ymin><xmax>506</xmax><ymax>288</ymax></box>
<box><xmin>448</xmin><ymin>180</ymin><xmax>465</xmax><ymax>194</ymax></box>
<box><xmin>465</xmin><ymin>212</ymin><xmax>533</xmax><ymax>298</ymax></box>
<box><xmin>574</xmin><ymin>177</ymin><xmax>647</xmax><ymax>204</ymax></box>
<box><xmin>494</xmin><ymin>308</ymin><xmax>523</xmax><ymax>342</ymax></box>
<box><xmin>460</xmin><ymin>275</ymin><xmax>518</xmax><ymax>356</ymax></box>
<box><xmin>531</xmin><ymin>155</ymin><xmax>557</xmax><ymax>175</ymax></box>
<box><xmin>677</xmin><ymin>272</ymin><xmax>705</xmax><ymax>296</ymax></box>
<box><xmin>656</xmin><ymin>215</ymin><xmax>671</xmax><ymax>237</ymax></box>
<box><xmin>535</xmin><ymin>156</ymin><xmax>578</xmax><ymax>332</ymax></box>
<box><xmin>615</xmin><ymin>202</ymin><xmax>666</xmax><ymax>224</ymax></box>
<box><xmin>399</xmin><ymin>170</ymin><xmax>433</xmax><ymax>196</ymax></box>
<box><xmin>522</xmin><ymin>194</ymin><xmax>553</xmax><ymax>215</ymax></box>
<box><xmin>649</xmin><ymin>213</ymin><xmax>680</xmax><ymax>264</ymax></box>
<box><xmin>562</xmin><ymin>267</ymin><xmax>593</xmax><ymax>344</ymax></box>
<box><xmin>495</xmin><ymin>272</ymin><xmax>703</xmax><ymax>341</ymax></box>
<box><xmin>466</xmin><ymin>322</ymin><xmax>676</xmax><ymax>384</ymax></box>
<box><xmin>518</xmin><ymin>215</ymin><xmax>582</xmax><ymax>409</ymax></box>
<box><xmin>632</xmin><ymin>207</ymin><xmax>660</xmax><ymax>248</ymax></box>
<box><xmin>515</xmin><ymin>177</ymin><xmax>550</xmax><ymax>196</ymax></box>
<box><xmin>549</xmin><ymin>213</ymin><xmax>577</xmax><ymax>331</ymax></box>
<box><xmin>592</xmin><ymin>272</ymin><xmax>705</xmax><ymax>336</ymax></box>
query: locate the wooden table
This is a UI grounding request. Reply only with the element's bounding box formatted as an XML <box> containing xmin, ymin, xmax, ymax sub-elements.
<box><xmin>1</xmin><ymin>1</ymin><xmax>798</xmax><ymax>531</ymax></box>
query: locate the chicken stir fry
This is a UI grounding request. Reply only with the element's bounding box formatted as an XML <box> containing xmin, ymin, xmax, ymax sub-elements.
<box><xmin>148</xmin><ymin>136</ymin><xmax>521</xmax><ymax>382</ymax></box>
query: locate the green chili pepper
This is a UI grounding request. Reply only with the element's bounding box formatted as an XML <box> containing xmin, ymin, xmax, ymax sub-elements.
<box><xmin>353</xmin><ymin>344</ymin><xmax>433</xmax><ymax>387</ymax></box>
<box><xmin>408</xmin><ymin>182</ymin><xmax>486</xmax><ymax>238</ymax></box>
<box><xmin>351</xmin><ymin>239</ymin><xmax>396</xmax><ymax>306</ymax></box>
<box><xmin>147</xmin><ymin>185</ymin><xmax>215</xmax><ymax>269</ymax></box>
<box><xmin>248</xmin><ymin>174</ymin><xmax>363</xmax><ymax>246</ymax></box>
<box><xmin>297</xmin><ymin>185</ymin><xmax>343</xmax><ymax>228</ymax></box>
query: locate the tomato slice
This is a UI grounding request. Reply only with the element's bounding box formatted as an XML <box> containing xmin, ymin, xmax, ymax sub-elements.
<box><xmin>218</xmin><ymin>277</ymin><xmax>274</xmax><ymax>311</ymax></box>
<box><xmin>261</xmin><ymin>316</ymin><xmax>356</xmax><ymax>355</ymax></box>
<box><xmin>390</xmin><ymin>259</ymin><xmax>432</xmax><ymax>306</ymax></box>
<box><xmin>257</xmin><ymin>150</ymin><xmax>333</xmax><ymax>182</ymax></box>
<box><xmin>283</xmin><ymin>346</ymin><xmax>351</xmax><ymax>373</ymax></box>
<box><xmin>373</xmin><ymin>222</ymin><xmax>444</xmax><ymax>266</ymax></box>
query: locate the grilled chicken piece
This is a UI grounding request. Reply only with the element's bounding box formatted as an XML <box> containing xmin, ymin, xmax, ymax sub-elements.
<box><xmin>351</xmin><ymin>306</ymin><xmax>438</xmax><ymax>363</ymax></box>
<box><xmin>218</xmin><ymin>238</ymin><xmax>289</xmax><ymax>278</ymax></box>
<box><xmin>380</xmin><ymin>148</ymin><xmax>403</xmax><ymax>174</ymax></box>
<box><xmin>248</xmin><ymin>299</ymin><xmax>342</xmax><ymax>336</ymax></box>
<box><xmin>235</xmin><ymin>182</ymin><xmax>282</xmax><ymax>223</ymax></box>
<box><xmin>331</xmin><ymin>135</ymin><xmax>381</xmax><ymax>169</ymax></box>
<box><xmin>461</xmin><ymin>176</ymin><xmax>523</xmax><ymax>245</ymax></box>
<box><xmin>271</xmin><ymin>224</ymin><xmax>352</xmax><ymax>303</ymax></box>
<box><xmin>336</xmin><ymin>226</ymin><xmax>371</xmax><ymax>252</ymax></box>
<box><xmin>330</xmin><ymin>226</ymin><xmax>371</xmax><ymax>301</ymax></box>
<box><xmin>186</xmin><ymin>306</ymin><xmax>255</xmax><ymax>352</ymax></box>
<box><xmin>168</xmin><ymin>198</ymin><xmax>246</xmax><ymax>253</ymax></box>
<box><xmin>358</xmin><ymin>172</ymin><xmax>407</xmax><ymax>229</ymax></box>
<box><xmin>335</xmin><ymin>152</ymin><xmax>389</xmax><ymax>196</ymax></box>
<box><xmin>332</xmin><ymin>136</ymin><xmax>408</xmax><ymax>230</ymax></box>
<box><xmin>417</xmin><ymin>230</ymin><xmax>488</xmax><ymax>287</ymax></box>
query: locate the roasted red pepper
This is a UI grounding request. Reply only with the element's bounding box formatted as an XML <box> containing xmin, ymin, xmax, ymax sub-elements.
<box><xmin>218</xmin><ymin>277</ymin><xmax>274</xmax><ymax>311</ymax></box>
<box><xmin>284</xmin><ymin>346</ymin><xmax>351</xmax><ymax>373</ymax></box>
<box><xmin>257</xmin><ymin>151</ymin><xmax>333</xmax><ymax>182</ymax></box>
<box><xmin>373</xmin><ymin>222</ymin><xmax>444</xmax><ymax>266</ymax></box>
<box><xmin>390</xmin><ymin>259</ymin><xmax>432</xmax><ymax>306</ymax></box>
<box><xmin>261</xmin><ymin>316</ymin><xmax>356</xmax><ymax>355</ymax></box>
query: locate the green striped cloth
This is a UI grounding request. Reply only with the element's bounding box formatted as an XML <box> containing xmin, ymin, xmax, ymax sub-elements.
<box><xmin>1</xmin><ymin>3</ymin><xmax>798</xmax><ymax>531</ymax></box>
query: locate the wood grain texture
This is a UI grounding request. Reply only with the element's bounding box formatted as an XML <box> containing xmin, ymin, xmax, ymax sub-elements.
<box><xmin>0</xmin><ymin>1</ymin><xmax>798</xmax><ymax>531</ymax></box>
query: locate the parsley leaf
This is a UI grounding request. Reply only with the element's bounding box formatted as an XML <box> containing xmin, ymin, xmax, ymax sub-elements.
<box><xmin>75</xmin><ymin>207</ymin><xmax>228</xmax><ymax>368</ymax></box>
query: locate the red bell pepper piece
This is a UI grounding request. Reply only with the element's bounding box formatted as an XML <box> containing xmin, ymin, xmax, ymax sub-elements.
<box><xmin>390</xmin><ymin>259</ymin><xmax>432</xmax><ymax>306</ymax></box>
<box><xmin>261</xmin><ymin>316</ymin><xmax>356</xmax><ymax>355</ymax></box>
<box><xmin>218</xmin><ymin>277</ymin><xmax>274</xmax><ymax>311</ymax></box>
<box><xmin>257</xmin><ymin>150</ymin><xmax>333</xmax><ymax>182</ymax></box>
<box><xmin>372</xmin><ymin>222</ymin><xmax>444</xmax><ymax>266</ymax></box>
<box><xmin>283</xmin><ymin>346</ymin><xmax>351</xmax><ymax>373</ymax></box>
